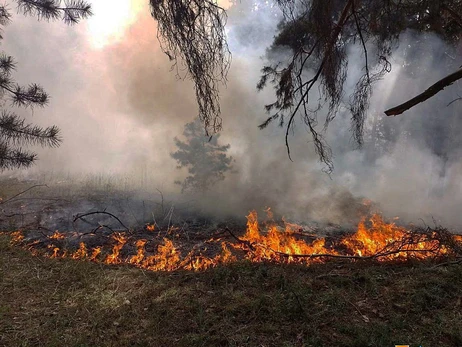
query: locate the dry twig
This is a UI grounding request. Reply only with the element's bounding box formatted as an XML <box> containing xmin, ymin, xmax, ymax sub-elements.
<box><xmin>73</xmin><ymin>211</ymin><xmax>130</xmax><ymax>233</ymax></box>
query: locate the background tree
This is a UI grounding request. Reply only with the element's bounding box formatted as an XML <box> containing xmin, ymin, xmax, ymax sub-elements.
<box><xmin>171</xmin><ymin>118</ymin><xmax>233</xmax><ymax>193</ymax></box>
<box><xmin>150</xmin><ymin>0</ymin><xmax>462</xmax><ymax>172</ymax></box>
<box><xmin>0</xmin><ymin>0</ymin><xmax>91</xmax><ymax>169</ymax></box>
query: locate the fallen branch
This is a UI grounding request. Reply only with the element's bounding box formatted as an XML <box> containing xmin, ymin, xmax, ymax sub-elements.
<box><xmin>273</xmin><ymin>248</ymin><xmax>440</xmax><ymax>261</ymax></box>
<box><xmin>247</xmin><ymin>239</ymin><xmax>443</xmax><ymax>261</ymax></box>
<box><xmin>385</xmin><ymin>68</ymin><xmax>462</xmax><ymax>116</ymax></box>
<box><xmin>73</xmin><ymin>211</ymin><xmax>130</xmax><ymax>233</ymax></box>
<box><xmin>77</xmin><ymin>224</ymin><xmax>119</xmax><ymax>238</ymax></box>
<box><xmin>225</xmin><ymin>227</ymin><xmax>254</xmax><ymax>251</ymax></box>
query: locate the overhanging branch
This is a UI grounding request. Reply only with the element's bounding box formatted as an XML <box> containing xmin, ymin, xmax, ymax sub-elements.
<box><xmin>385</xmin><ymin>68</ymin><xmax>462</xmax><ymax>116</ymax></box>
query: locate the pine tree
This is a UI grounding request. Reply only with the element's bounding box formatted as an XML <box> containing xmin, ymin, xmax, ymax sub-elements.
<box><xmin>151</xmin><ymin>0</ymin><xmax>462</xmax><ymax>172</ymax></box>
<box><xmin>171</xmin><ymin>118</ymin><xmax>233</xmax><ymax>193</ymax></box>
<box><xmin>0</xmin><ymin>0</ymin><xmax>91</xmax><ymax>169</ymax></box>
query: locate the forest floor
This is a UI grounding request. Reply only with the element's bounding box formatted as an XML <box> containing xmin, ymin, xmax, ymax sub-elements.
<box><xmin>1</xmin><ymin>176</ymin><xmax>462</xmax><ymax>346</ymax></box>
<box><xmin>1</xmin><ymin>233</ymin><xmax>462</xmax><ymax>347</ymax></box>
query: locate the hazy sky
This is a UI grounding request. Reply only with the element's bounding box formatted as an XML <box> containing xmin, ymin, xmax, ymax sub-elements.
<box><xmin>3</xmin><ymin>0</ymin><xmax>462</xmax><ymax>226</ymax></box>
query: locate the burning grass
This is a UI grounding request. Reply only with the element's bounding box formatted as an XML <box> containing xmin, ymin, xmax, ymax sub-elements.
<box><xmin>6</xmin><ymin>211</ymin><xmax>462</xmax><ymax>272</ymax></box>
<box><xmin>1</xmin><ymin>233</ymin><xmax>462</xmax><ymax>346</ymax></box>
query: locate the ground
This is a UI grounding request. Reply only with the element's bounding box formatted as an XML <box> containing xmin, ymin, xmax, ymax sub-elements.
<box><xmin>1</xmin><ymin>176</ymin><xmax>462</xmax><ymax>346</ymax></box>
<box><xmin>1</xmin><ymin>234</ymin><xmax>462</xmax><ymax>347</ymax></box>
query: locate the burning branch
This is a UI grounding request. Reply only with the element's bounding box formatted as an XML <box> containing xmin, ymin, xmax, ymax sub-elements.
<box><xmin>225</xmin><ymin>226</ymin><xmax>254</xmax><ymax>251</ymax></box>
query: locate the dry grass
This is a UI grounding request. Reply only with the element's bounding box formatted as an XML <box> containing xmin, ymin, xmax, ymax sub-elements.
<box><xmin>1</xmin><ymin>234</ymin><xmax>462</xmax><ymax>346</ymax></box>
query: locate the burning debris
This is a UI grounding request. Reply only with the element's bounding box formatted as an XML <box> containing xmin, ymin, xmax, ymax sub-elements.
<box><xmin>6</xmin><ymin>210</ymin><xmax>462</xmax><ymax>271</ymax></box>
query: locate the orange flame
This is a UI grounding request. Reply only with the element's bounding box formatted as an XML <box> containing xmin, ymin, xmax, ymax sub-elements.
<box><xmin>7</xmin><ymin>210</ymin><xmax>462</xmax><ymax>271</ymax></box>
<box><xmin>105</xmin><ymin>233</ymin><xmax>127</xmax><ymax>264</ymax></box>
<box><xmin>48</xmin><ymin>231</ymin><xmax>65</xmax><ymax>240</ymax></box>
<box><xmin>89</xmin><ymin>247</ymin><xmax>101</xmax><ymax>261</ymax></box>
<box><xmin>10</xmin><ymin>231</ymin><xmax>24</xmax><ymax>244</ymax></box>
<box><xmin>129</xmin><ymin>239</ymin><xmax>147</xmax><ymax>265</ymax></box>
<box><xmin>72</xmin><ymin>242</ymin><xmax>88</xmax><ymax>259</ymax></box>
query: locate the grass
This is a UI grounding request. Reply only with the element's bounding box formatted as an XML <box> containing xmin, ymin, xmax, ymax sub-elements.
<box><xmin>1</xmin><ymin>234</ymin><xmax>462</xmax><ymax>347</ymax></box>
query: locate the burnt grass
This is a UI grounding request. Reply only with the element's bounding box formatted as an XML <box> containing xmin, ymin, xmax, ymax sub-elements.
<box><xmin>1</xmin><ymin>234</ymin><xmax>462</xmax><ymax>347</ymax></box>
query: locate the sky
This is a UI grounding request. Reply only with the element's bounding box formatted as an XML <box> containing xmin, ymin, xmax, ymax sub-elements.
<box><xmin>2</xmin><ymin>0</ymin><xmax>462</xmax><ymax>226</ymax></box>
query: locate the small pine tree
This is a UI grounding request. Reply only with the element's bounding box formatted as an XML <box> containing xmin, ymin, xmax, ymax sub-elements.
<box><xmin>171</xmin><ymin>118</ymin><xmax>233</xmax><ymax>193</ymax></box>
<box><xmin>0</xmin><ymin>0</ymin><xmax>92</xmax><ymax>169</ymax></box>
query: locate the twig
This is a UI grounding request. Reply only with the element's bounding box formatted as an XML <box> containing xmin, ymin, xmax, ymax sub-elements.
<box><xmin>288</xmin><ymin>286</ymin><xmax>309</xmax><ymax>320</ymax></box>
<box><xmin>447</xmin><ymin>96</ymin><xmax>462</xmax><ymax>107</ymax></box>
<box><xmin>78</xmin><ymin>224</ymin><xmax>118</xmax><ymax>237</ymax></box>
<box><xmin>225</xmin><ymin>227</ymin><xmax>254</xmax><ymax>250</ymax></box>
<box><xmin>73</xmin><ymin>211</ymin><xmax>130</xmax><ymax>233</ymax></box>
<box><xmin>126</xmin><ymin>201</ymin><xmax>140</xmax><ymax>225</ymax></box>
<box><xmin>430</xmin><ymin>257</ymin><xmax>462</xmax><ymax>269</ymax></box>
<box><xmin>0</xmin><ymin>184</ymin><xmax>47</xmax><ymax>205</ymax></box>
<box><xmin>156</xmin><ymin>188</ymin><xmax>165</xmax><ymax>217</ymax></box>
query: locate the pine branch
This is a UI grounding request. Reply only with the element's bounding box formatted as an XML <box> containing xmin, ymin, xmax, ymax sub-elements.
<box><xmin>150</xmin><ymin>0</ymin><xmax>230</xmax><ymax>135</ymax></box>
<box><xmin>0</xmin><ymin>0</ymin><xmax>90</xmax><ymax>170</ymax></box>
<box><xmin>0</xmin><ymin>111</ymin><xmax>61</xmax><ymax>147</ymax></box>
<box><xmin>15</xmin><ymin>0</ymin><xmax>92</xmax><ymax>24</ymax></box>
<box><xmin>0</xmin><ymin>54</ymin><xmax>16</xmax><ymax>76</ymax></box>
<box><xmin>0</xmin><ymin>4</ymin><xmax>12</xmax><ymax>27</ymax></box>
<box><xmin>0</xmin><ymin>81</ymin><xmax>48</xmax><ymax>107</ymax></box>
<box><xmin>0</xmin><ymin>141</ymin><xmax>36</xmax><ymax>169</ymax></box>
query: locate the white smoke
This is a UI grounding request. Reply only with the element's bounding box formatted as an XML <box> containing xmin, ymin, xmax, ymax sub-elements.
<box><xmin>2</xmin><ymin>1</ymin><xmax>462</xmax><ymax>227</ymax></box>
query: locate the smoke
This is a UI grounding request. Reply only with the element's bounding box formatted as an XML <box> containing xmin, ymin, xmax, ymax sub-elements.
<box><xmin>2</xmin><ymin>1</ymin><xmax>462</xmax><ymax>227</ymax></box>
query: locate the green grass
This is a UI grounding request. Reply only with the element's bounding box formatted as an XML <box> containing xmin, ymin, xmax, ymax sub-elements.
<box><xmin>1</xmin><ymin>234</ymin><xmax>462</xmax><ymax>347</ymax></box>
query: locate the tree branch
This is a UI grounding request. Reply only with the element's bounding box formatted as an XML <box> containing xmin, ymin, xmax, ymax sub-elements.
<box><xmin>385</xmin><ymin>68</ymin><xmax>462</xmax><ymax>116</ymax></box>
<box><xmin>73</xmin><ymin>211</ymin><xmax>130</xmax><ymax>233</ymax></box>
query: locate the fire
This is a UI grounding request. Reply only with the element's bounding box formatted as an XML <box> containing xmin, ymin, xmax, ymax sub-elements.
<box><xmin>105</xmin><ymin>233</ymin><xmax>127</xmax><ymax>264</ymax></box>
<box><xmin>72</xmin><ymin>242</ymin><xmax>88</xmax><ymax>259</ymax></box>
<box><xmin>48</xmin><ymin>231</ymin><xmax>65</xmax><ymax>240</ymax></box>
<box><xmin>240</xmin><ymin>211</ymin><xmax>331</xmax><ymax>263</ymax></box>
<box><xmin>144</xmin><ymin>238</ymin><xmax>181</xmax><ymax>271</ymax></box>
<box><xmin>89</xmin><ymin>247</ymin><xmax>102</xmax><ymax>261</ymax></box>
<box><xmin>129</xmin><ymin>239</ymin><xmax>147</xmax><ymax>264</ymax></box>
<box><xmin>7</xmin><ymin>210</ymin><xmax>462</xmax><ymax>271</ymax></box>
<box><xmin>341</xmin><ymin>215</ymin><xmax>439</xmax><ymax>260</ymax></box>
<box><xmin>11</xmin><ymin>231</ymin><xmax>24</xmax><ymax>243</ymax></box>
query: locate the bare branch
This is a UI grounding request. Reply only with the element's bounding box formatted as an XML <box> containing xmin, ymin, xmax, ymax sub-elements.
<box><xmin>385</xmin><ymin>68</ymin><xmax>462</xmax><ymax>116</ymax></box>
<box><xmin>74</xmin><ymin>211</ymin><xmax>131</xmax><ymax>233</ymax></box>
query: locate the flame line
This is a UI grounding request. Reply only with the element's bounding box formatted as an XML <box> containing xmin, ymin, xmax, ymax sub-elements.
<box><xmin>276</xmin><ymin>248</ymin><xmax>442</xmax><ymax>260</ymax></box>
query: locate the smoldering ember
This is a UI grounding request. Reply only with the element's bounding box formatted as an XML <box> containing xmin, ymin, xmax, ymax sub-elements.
<box><xmin>2</xmin><ymin>1</ymin><xmax>462</xmax><ymax>346</ymax></box>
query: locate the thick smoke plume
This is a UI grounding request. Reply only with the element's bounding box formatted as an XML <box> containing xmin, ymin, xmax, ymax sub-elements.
<box><xmin>2</xmin><ymin>1</ymin><xmax>462</xmax><ymax>227</ymax></box>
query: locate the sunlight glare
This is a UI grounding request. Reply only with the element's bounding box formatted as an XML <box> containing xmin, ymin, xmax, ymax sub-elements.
<box><xmin>218</xmin><ymin>0</ymin><xmax>234</xmax><ymax>10</ymax></box>
<box><xmin>86</xmin><ymin>0</ymin><xmax>144</xmax><ymax>49</ymax></box>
